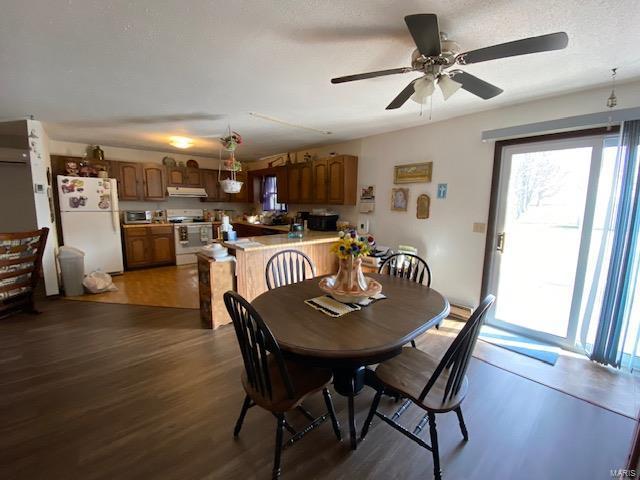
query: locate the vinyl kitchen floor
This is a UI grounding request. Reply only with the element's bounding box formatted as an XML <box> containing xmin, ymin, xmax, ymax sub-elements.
<box><xmin>67</xmin><ymin>265</ymin><xmax>199</xmax><ymax>309</ymax></box>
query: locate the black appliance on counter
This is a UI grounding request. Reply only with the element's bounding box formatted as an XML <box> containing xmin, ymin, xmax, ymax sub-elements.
<box><xmin>307</xmin><ymin>213</ymin><xmax>339</xmax><ymax>231</ymax></box>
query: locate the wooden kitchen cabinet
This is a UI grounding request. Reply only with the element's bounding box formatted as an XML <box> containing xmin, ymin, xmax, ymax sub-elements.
<box><xmin>328</xmin><ymin>155</ymin><xmax>358</xmax><ymax>205</ymax></box>
<box><xmin>166</xmin><ymin>166</ymin><xmax>202</xmax><ymax>187</ymax></box>
<box><xmin>117</xmin><ymin>162</ymin><xmax>142</xmax><ymax>200</ymax></box>
<box><xmin>123</xmin><ymin>225</ymin><xmax>175</xmax><ymax>269</ymax></box>
<box><xmin>233</xmin><ymin>223</ymin><xmax>283</xmax><ymax>238</ymax></box>
<box><xmin>299</xmin><ymin>162</ymin><xmax>313</xmax><ymax>203</ymax></box>
<box><xmin>287</xmin><ymin>164</ymin><xmax>302</xmax><ymax>203</ymax></box>
<box><xmin>114</xmin><ymin>162</ymin><xmax>166</xmax><ymax>201</ymax></box>
<box><xmin>286</xmin><ymin>162</ymin><xmax>313</xmax><ymax>204</ymax></box>
<box><xmin>312</xmin><ymin>159</ymin><xmax>329</xmax><ymax>204</ymax></box>
<box><xmin>229</xmin><ymin>170</ymin><xmax>249</xmax><ymax>203</ymax></box>
<box><xmin>201</xmin><ymin>169</ymin><xmax>229</xmax><ymax>202</ymax></box>
<box><xmin>275</xmin><ymin>166</ymin><xmax>288</xmax><ymax>203</ymax></box>
<box><xmin>148</xmin><ymin>226</ymin><xmax>174</xmax><ymax>263</ymax></box>
<box><xmin>123</xmin><ymin>228</ymin><xmax>151</xmax><ymax>267</ymax></box>
<box><xmin>142</xmin><ymin>164</ymin><xmax>166</xmax><ymax>201</ymax></box>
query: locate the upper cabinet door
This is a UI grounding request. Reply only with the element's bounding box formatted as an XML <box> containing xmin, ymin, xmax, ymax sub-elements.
<box><xmin>202</xmin><ymin>170</ymin><xmax>219</xmax><ymax>201</ymax></box>
<box><xmin>275</xmin><ymin>166</ymin><xmax>289</xmax><ymax>204</ymax></box>
<box><xmin>327</xmin><ymin>157</ymin><xmax>345</xmax><ymax>204</ymax></box>
<box><xmin>312</xmin><ymin>159</ymin><xmax>328</xmax><ymax>204</ymax></box>
<box><xmin>118</xmin><ymin>162</ymin><xmax>142</xmax><ymax>200</ymax></box>
<box><xmin>287</xmin><ymin>165</ymin><xmax>301</xmax><ymax>203</ymax></box>
<box><xmin>142</xmin><ymin>164</ymin><xmax>166</xmax><ymax>201</ymax></box>
<box><xmin>229</xmin><ymin>170</ymin><xmax>248</xmax><ymax>202</ymax></box>
<box><xmin>166</xmin><ymin>167</ymin><xmax>185</xmax><ymax>187</ymax></box>
<box><xmin>299</xmin><ymin>162</ymin><xmax>313</xmax><ymax>204</ymax></box>
<box><xmin>185</xmin><ymin>168</ymin><xmax>202</xmax><ymax>187</ymax></box>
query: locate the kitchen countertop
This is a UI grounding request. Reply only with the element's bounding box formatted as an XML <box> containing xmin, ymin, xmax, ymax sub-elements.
<box><xmin>223</xmin><ymin>230</ymin><xmax>338</xmax><ymax>251</ymax></box>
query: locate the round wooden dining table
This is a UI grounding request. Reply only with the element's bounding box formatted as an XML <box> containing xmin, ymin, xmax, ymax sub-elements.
<box><xmin>251</xmin><ymin>272</ymin><xmax>450</xmax><ymax>450</ymax></box>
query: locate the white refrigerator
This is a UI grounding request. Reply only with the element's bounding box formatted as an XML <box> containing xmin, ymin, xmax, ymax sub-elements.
<box><xmin>57</xmin><ymin>176</ymin><xmax>124</xmax><ymax>274</ymax></box>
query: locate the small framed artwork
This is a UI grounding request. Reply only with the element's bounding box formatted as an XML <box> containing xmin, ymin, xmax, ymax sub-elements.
<box><xmin>391</xmin><ymin>187</ymin><xmax>409</xmax><ymax>211</ymax></box>
<box><xmin>417</xmin><ymin>194</ymin><xmax>431</xmax><ymax>219</ymax></box>
<box><xmin>394</xmin><ymin>162</ymin><xmax>433</xmax><ymax>184</ymax></box>
<box><xmin>360</xmin><ymin>185</ymin><xmax>375</xmax><ymax>202</ymax></box>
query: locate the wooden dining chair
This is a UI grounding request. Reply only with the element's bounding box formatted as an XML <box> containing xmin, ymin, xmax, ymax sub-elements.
<box><xmin>265</xmin><ymin>249</ymin><xmax>317</xmax><ymax>290</ymax></box>
<box><xmin>360</xmin><ymin>294</ymin><xmax>496</xmax><ymax>480</ymax></box>
<box><xmin>0</xmin><ymin>228</ymin><xmax>49</xmax><ymax>319</ymax></box>
<box><xmin>378</xmin><ymin>252</ymin><xmax>432</xmax><ymax>287</ymax></box>
<box><xmin>224</xmin><ymin>291</ymin><xmax>341</xmax><ymax>479</ymax></box>
<box><xmin>379</xmin><ymin>252</ymin><xmax>435</xmax><ymax>346</ymax></box>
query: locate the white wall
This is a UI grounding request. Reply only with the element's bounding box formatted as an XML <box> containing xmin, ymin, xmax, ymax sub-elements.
<box><xmin>48</xmin><ymin>140</ymin><xmax>249</xmax><ymax>215</ymax></box>
<box><xmin>28</xmin><ymin>120</ymin><xmax>60</xmax><ymax>295</ymax></box>
<box><xmin>302</xmin><ymin>81</ymin><xmax>640</xmax><ymax>308</ymax></box>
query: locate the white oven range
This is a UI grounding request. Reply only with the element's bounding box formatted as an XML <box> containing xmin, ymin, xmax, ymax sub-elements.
<box><xmin>166</xmin><ymin>209</ymin><xmax>215</xmax><ymax>265</ymax></box>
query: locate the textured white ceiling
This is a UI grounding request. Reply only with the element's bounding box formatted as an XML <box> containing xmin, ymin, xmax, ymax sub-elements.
<box><xmin>1</xmin><ymin>0</ymin><xmax>639</xmax><ymax>159</ymax></box>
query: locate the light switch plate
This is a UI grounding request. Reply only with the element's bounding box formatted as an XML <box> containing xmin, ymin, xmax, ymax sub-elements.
<box><xmin>473</xmin><ymin>222</ymin><xmax>486</xmax><ymax>233</ymax></box>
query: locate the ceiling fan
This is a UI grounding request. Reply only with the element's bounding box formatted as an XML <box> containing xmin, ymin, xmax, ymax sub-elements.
<box><xmin>331</xmin><ymin>14</ymin><xmax>568</xmax><ymax>109</ymax></box>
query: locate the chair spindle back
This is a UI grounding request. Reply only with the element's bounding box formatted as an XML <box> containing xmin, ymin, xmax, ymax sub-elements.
<box><xmin>0</xmin><ymin>228</ymin><xmax>49</xmax><ymax>310</ymax></box>
<box><xmin>378</xmin><ymin>253</ymin><xmax>432</xmax><ymax>287</ymax></box>
<box><xmin>419</xmin><ymin>294</ymin><xmax>496</xmax><ymax>404</ymax></box>
<box><xmin>265</xmin><ymin>249</ymin><xmax>316</xmax><ymax>290</ymax></box>
<box><xmin>224</xmin><ymin>291</ymin><xmax>295</xmax><ymax>401</ymax></box>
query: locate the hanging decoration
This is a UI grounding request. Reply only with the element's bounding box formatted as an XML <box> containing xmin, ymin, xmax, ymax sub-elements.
<box><xmin>606</xmin><ymin>67</ymin><xmax>618</xmax><ymax>131</ymax></box>
<box><xmin>218</xmin><ymin>128</ymin><xmax>243</xmax><ymax>194</ymax></box>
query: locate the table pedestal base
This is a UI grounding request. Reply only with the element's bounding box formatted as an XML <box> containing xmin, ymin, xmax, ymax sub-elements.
<box><xmin>332</xmin><ymin>366</ymin><xmax>367</xmax><ymax>450</ymax></box>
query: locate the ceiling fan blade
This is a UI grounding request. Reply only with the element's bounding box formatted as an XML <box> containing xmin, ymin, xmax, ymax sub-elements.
<box><xmin>457</xmin><ymin>32</ymin><xmax>568</xmax><ymax>65</ymax></box>
<box><xmin>449</xmin><ymin>71</ymin><xmax>503</xmax><ymax>99</ymax></box>
<box><xmin>386</xmin><ymin>80</ymin><xmax>418</xmax><ymax>110</ymax></box>
<box><xmin>404</xmin><ymin>14</ymin><xmax>441</xmax><ymax>57</ymax></box>
<box><xmin>331</xmin><ymin>67</ymin><xmax>413</xmax><ymax>84</ymax></box>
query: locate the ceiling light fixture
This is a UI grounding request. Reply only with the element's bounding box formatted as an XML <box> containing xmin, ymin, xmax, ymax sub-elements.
<box><xmin>249</xmin><ymin>112</ymin><xmax>332</xmax><ymax>135</ymax></box>
<box><xmin>438</xmin><ymin>74</ymin><xmax>463</xmax><ymax>100</ymax></box>
<box><xmin>169</xmin><ymin>136</ymin><xmax>194</xmax><ymax>149</ymax></box>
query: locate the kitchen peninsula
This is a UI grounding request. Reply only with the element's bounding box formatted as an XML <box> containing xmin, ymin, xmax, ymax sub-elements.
<box><xmin>197</xmin><ymin>230</ymin><xmax>338</xmax><ymax>328</ymax></box>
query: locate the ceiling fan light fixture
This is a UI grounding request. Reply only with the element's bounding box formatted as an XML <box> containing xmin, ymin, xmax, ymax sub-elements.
<box><xmin>411</xmin><ymin>75</ymin><xmax>435</xmax><ymax>104</ymax></box>
<box><xmin>438</xmin><ymin>74</ymin><xmax>463</xmax><ymax>100</ymax></box>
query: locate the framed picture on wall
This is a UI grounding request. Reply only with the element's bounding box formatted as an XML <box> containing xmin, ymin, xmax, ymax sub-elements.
<box><xmin>394</xmin><ymin>162</ymin><xmax>433</xmax><ymax>184</ymax></box>
<box><xmin>391</xmin><ymin>187</ymin><xmax>409</xmax><ymax>211</ymax></box>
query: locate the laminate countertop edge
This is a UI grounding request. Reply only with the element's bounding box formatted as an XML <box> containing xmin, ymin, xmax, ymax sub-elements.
<box><xmin>223</xmin><ymin>232</ymin><xmax>339</xmax><ymax>251</ymax></box>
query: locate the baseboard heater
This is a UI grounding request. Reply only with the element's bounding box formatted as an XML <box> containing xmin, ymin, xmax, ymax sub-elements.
<box><xmin>449</xmin><ymin>303</ymin><xmax>473</xmax><ymax>321</ymax></box>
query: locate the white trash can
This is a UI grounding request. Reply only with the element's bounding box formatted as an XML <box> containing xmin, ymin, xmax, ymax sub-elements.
<box><xmin>58</xmin><ymin>246</ymin><xmax>85</xmax><ymax>296</ymax></box>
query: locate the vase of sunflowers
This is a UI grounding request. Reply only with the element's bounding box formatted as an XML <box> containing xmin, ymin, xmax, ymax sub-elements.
<box><xmin>319</xmin><ymin>230</ymin><xmax>382</xmax><ymax>304</ymax></box>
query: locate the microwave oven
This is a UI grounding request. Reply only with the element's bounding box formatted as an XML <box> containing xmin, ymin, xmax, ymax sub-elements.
<box><xmin>123</xmin><ymin>210</ymin><xmax>153</xmax><ymax>224</ymax></box>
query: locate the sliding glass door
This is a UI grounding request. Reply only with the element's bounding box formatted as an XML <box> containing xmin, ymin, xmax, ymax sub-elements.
<box><xmin>486</xmin><ymin>134</ymin><xmax>614</xmax><ymax>348</ymax></box>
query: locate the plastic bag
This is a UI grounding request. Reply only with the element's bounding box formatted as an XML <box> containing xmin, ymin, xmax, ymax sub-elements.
<box><xmin>82</xmin><ymin>271</ymin><xmax>118</xmax><ymax>293</ymax></box>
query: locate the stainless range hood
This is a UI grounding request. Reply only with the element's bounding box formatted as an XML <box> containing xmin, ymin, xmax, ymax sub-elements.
<box><xmin>166</xmin><ymin>186</ymin><xmax>207</xmax><ymax>198</ymax></box>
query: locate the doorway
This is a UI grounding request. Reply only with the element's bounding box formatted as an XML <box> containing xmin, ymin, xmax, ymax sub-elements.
<box><xmin>484</xmin><ymin>130</ymin><xmax>619</xmax><ymax>349</ymax></box>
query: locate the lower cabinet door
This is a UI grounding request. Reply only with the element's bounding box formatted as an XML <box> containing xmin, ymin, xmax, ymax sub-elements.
<box><xmin>125</xmin><ymin>236</ymin><xmax>151</xmax><ymax>267</ymax></box>
<box><xmin>151</xmin><ymin>234</ymin><xmax>175</xmax><ymax>264</ymax></box>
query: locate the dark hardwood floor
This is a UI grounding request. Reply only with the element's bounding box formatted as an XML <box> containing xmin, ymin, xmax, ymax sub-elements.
<box><xmin>0</xmin><ymin>298</ymin><xmax>635</xmax><ymax>479</ymax></box>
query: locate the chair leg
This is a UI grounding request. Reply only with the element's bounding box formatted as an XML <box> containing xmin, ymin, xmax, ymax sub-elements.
<box><xmin>347</xmin><ymin>395</ymin><xmax>357</xmax><ymax>450</ymax></box>
<box><xmin>360</xmin><ymin>390</ymin><xmax>382</xmax><ymax>440</ymax></box>
<box><xmin>322</xmin><ymin>388</ymin><xmax>342</xmax><ymax>441</ymax></box>
<box><xmin>233</xmin><ymin>395</ymin><xmax>252</xmax><ymax>438</ymax></box>
<box><xmin>455</xmin><ymin>407</ymin><xmax>469</xmax><ymax>441</ymax></box>
<box><xmin>273</xmin><ymin>414</ymin><xmax>285</xmax><ymax>480</ymax></box>
<box><xmin>410</xmin><ymin>339</ymin><xmax>417</xmax><ymax>348</ymax></box>
<box><xmin>435</xmin><ymin>322</ymin><xmax>440</xmax><ymax>330</ymax></box>
<box><xmin>428</xmin><ymin>412</ymin><xmax>442</xmax><ymax>480</ymax></box>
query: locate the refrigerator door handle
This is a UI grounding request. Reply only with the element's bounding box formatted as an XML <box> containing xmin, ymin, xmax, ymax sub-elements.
<box><xmin>110</xmin><ymin>179</ymin><xmax>118</xmax><ymax>232</ymax></box>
